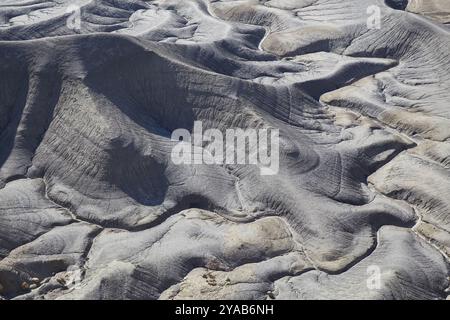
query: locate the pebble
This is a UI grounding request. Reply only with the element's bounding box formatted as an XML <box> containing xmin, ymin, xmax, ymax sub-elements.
<box><xmin>21</xmin><ymin>282</ymin><xmax>29</xmax><ymax>290</ymax></box>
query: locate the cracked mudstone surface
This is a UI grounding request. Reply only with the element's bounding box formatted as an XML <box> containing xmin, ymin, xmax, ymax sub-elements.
<box><xmin>0</xmin><ymin>0</ymin><xmax>449</xmax><ymax>300</ymax></box>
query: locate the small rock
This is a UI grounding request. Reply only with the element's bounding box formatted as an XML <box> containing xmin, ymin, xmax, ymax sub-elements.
<box><xmin>21</xmin><ymin>282</ymin><xmax>30</xmax><ymax>290</ymax></box>
<box><xmin>31</xmin><ymin>277</ymin><xmax>40</xmax><ymax>284</ymax></box>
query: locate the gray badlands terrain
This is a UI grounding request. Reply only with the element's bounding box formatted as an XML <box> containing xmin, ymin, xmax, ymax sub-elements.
<box><xmin>0</xmin><ymin>0</ymin><xmax>449</xmax><ymax>300</ymax></box>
